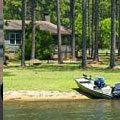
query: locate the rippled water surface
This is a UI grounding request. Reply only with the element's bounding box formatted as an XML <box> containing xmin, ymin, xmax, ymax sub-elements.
<box><xmin>3</xmin><ymin>100</ymin><xmax>120</xmax><ymax>120</ymax></box>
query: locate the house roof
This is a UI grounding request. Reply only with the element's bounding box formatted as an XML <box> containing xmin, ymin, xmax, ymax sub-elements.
<box><xmin>4</xmin><ymin>20</ymin><xmax>71</xmax><ymax>35</ymax></box>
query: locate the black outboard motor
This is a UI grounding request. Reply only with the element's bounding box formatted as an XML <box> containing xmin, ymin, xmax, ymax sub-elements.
<box><xmin>113</xmin><ymin>83</ymin><xmax>120</xmax><ymax>98</ymax></box>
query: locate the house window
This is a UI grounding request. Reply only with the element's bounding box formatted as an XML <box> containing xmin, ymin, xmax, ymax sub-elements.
<box><xmin>9</xmin><ymin>33</ymin><xmax>21</xmax><ymax>45</ymax></box>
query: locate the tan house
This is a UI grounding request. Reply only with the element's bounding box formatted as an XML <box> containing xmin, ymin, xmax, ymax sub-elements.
<box><xmin>4</xmin><ymin>20</ymin><xmax>72</xmax><ymax>59</ymax></box>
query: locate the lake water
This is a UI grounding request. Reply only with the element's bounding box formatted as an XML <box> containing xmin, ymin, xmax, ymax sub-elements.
<box><xmin>3</xmin><ymin>100</ymin><xmax>120</xmax><ymax>120</ymax></box>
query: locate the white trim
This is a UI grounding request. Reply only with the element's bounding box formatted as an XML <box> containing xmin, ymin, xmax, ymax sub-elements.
<box><xmin>9</xmin><ymin>32</ymin><xmax>21</xmax><ymax>45</ymax></box>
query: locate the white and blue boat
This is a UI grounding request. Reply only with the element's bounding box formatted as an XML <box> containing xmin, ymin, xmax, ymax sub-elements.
<box><xmin>75</xmin><ymin>75</ymin><xmax>120</xmax><ymax>99</ymax></box>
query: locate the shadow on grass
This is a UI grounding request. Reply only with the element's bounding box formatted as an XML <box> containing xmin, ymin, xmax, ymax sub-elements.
<box><xmin>4</xmin><ymin>62</ymin><xmax>120</xmax><ymax>73</ymax></box>
<box><xmin>3</xmin><ymin>72</ymin><xmax>16</xmax><ymax>77</ymax></box>
<box><xmin>85</xmin><ymin>67</ymin><xmax>120</xmax><ymax>73</ymax></box>
<box><xmin>27</xmin><ymin>64</ymin><xmax>80</xmax><ymax>72</ymax></box>
<box><xmin>4</xmin><ymin>65</ymin><xmax>20</xmax><ymax>69</ymax></box>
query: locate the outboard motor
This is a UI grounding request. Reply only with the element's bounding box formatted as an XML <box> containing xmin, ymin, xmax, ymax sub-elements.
<box><xmin>94</xmin><ymin>77</ymin><xmax>105</xmax><ymax>89</ymax></box>
<box><xmin>113</xmin><ymin>83</ymin><xmax>120</xmax><ymax>98</ymax></box>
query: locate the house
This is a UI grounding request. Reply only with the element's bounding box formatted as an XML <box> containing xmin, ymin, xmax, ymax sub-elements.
<box><xmin>4</xmin><ymin>19</ymin><xmax>72</xmax><ymax>59</ymax></box>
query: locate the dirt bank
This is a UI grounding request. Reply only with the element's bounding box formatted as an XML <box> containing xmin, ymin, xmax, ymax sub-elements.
<box><xmin>3</xmin><ymin>90</ymin><xmax>89</xmax><ymax>101</ymax></box>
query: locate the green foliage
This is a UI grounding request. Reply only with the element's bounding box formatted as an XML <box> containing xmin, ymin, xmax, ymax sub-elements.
<box><xmin>99</xmin><ymin>18</ymin><xmax>111</xmax><ymax>48</ymax></box>
<box><xmin>4</xmin><ymin>0</ymin><xmax>22</xmax><ymax>19</ymax></box>
<box><xmin>99</xmin><ymin>18</ymin><xmax>119</xmax><ymax>49</ymax></box>
<box><xmin>99</xmin><ymin>0</ymin><xmax>111</xmax><ymax>19</ymax></box>
<box><xmin>15</xmin><ymin>49</ymin><xmax>21</xmax><ymax>60</ymax></box>
<box><xmin>25</xmin><ymin>23</ymin><xmax>55</xmax><ymax>60</ymax></box>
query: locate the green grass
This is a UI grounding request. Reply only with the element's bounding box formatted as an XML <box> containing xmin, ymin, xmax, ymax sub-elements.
<box><xmin>3</xmin><ymin>59</ymin><xmax>120</xmax><ymax>92</ymax></box>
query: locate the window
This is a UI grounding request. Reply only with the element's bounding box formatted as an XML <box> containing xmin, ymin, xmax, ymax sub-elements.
<box><xmin>9</xmin><ymin>33</ymin><xmax>21</xmax><ymax>45</ymax></box>
<box><xmin>16</xmin><ymin>33</ymin><xmax>21</xmax><ymax>44</ymax></box>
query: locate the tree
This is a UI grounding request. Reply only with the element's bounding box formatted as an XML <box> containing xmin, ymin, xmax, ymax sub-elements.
<box><xmin>94</xmin><ymin>0</ymin><xmax>99</xmax><ymax>61</ymax></box>
<box><xmin>21</xmin><ymin>0</ymin><xmax>27</xmax><ymax>68</ymax></box>
<box><xmin>57</xmin><ymin>0</ymin><xmax>63</xmax><ymax>64</ymax></box>
<box><xmin>91</xmin><ymin>0</ymin><xmax>95</xmax><ymax>58</ymax></box>
<box><xmin>82</xmin><ymin>0</ymin><xmax>87</xmax><ymax>68</ymax></box>
<box><xmin>110</xmin><ymin>0</ymin><xmax>116</xmax><ymax>68</ymax></box>
<box><xmin>116</xmin><ymin>0</ymin><xmax>119</xmax><ymax>53</ymax></box>
<box><xmin>88</xmin><ymin>0</ymin><xmax>92</xmax><ymax>56</ymax></box>
<box><xmin>118</xmin><ymin>0</ymin><xmax>120</xmax><ymax>56</ymax></box>
<box><xmin>31</xmin><ymin>0</ymin><xmax>36</xmax><ymax>60</ymax></box>
<box><xmin>70</xmin><ymin>0</ymin><xmax>76</xmax><ymax>60</ymax></box>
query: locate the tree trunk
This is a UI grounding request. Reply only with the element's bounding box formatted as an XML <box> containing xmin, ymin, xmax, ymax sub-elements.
<box><xmin>110</xmin><ymin>0</ymin><xmax>116</xmax><ymax>68</ymax></box>
<box><xmin>116</xmin><ymin>0</ymin><xmax>119</xmax><ymax>52</ymax></box>
<box><xmin>57</xmin><ymin>0</ymin><xmax>63</xmax><ymax>64</ymax></box>
<box><xmin>118</xmin><ymin>0</ymin><xmax>120</xmax><ymax>56</ymax></box>
<box><xmin>88</xmin><ymin>0</ymin><xmax>92</xmax><ymax>56</ymax></box>
<box><xmin>21</xmin><ymin>0</ymin><xmax>27</xmax><ymax>68</ymax></box>
<box><xmin>82</xmin><ymin>0</ymin><xmax>87</xmax><ymax>68</ymax></box>
<box><xmin>70</xmin><ymin>0</ymin><xmax>76</xmax><ymax>60</ymax></box>
<box><xmin>31</xmin><ymin>0</ymin><xmax>36</xmax><ymax>60</ymax></box>
<box><xmin>94</xmin><ymin>0</ymin><xmax>99</xmax><ymax>61</ymax></box>
<box><xmin>91</xmin><ymin>0</ymin><xmax>95</xmax><ymax>58</ymax></box>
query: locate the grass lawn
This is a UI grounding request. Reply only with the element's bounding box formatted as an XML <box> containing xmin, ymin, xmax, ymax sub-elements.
<box><xmin>3</xmin><ymin>57</ymin><xmax>120</xmax><ymax>92</ymax></box>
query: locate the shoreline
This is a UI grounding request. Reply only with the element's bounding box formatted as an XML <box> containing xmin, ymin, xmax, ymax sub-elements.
<box><xmin>3</xmin><ymin>90</ymin><xmax>89</xmax><ymax>101</ymax></box>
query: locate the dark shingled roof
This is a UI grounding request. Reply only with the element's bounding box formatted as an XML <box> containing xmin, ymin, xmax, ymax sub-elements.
<box><xmin>4</xmin><ymin>20</ymin><xmax>71</xmax><ymax>35</ymax></box>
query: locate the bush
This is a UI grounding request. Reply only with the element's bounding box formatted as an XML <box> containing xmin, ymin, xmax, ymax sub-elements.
<box><xmin>25</xmin><ymin>23</ymin><xmax>55</xmax><ymax>60</ymax></box>
<box><xmin>99</xmin><ymin>18</ymin><xmax>118</xmax><ymax>49</ymax></box>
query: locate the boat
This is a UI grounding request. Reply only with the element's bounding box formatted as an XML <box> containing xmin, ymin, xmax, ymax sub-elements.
<box><xmin>75</xmin><ymin>75</ymin><xmax>120</xmax><ymax>99</ymax></box>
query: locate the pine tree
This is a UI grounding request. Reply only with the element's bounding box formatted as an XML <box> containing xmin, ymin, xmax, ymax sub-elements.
<box><xmin>91</xmin><ymin>0</ymin><xmax>95</xmax><ymax>58</ymax></box>
<box><xmin>118</xmin><ymin>0</ymin><xmax>120</xmax><ymax>56</ymax></box>
<box><xmin>110</xmin><ymin>0</ymin><xmax>116</xmax><ymax>68</ymax></box>
<box><xmin>70</xmin><ymin>0</ymin><xmax>76</xmax><ymax>60</ymax></box>
<box><xmin>57</xmin><ymin>0</ymin><xmax>63</xmax><ymax>64</ymax></box>
<box><xmin>31</xmin><ymin>0</ymin><xmax>36</xmax><ymax>60</ymax></box>
<box><xmin>82</xmin><ymin>0</ymin><xmax>87</xmax><ymax>68</ymax></box>
<box><xmin>21</xmin><ymin>0</ymin><xmax>27</xmax><ymax>68</ymax></box>
<box><xmin>94</xmin><ymin>0</ymin><xmax>99</xmax><ymax>61</ymax></box>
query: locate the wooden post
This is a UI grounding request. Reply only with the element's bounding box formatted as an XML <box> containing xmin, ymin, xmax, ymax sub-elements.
<box><xmin>0</xmin><ymin>0</ymin><xmax>3</xmax><ymax>84</ymax></box>
<box><xmin>0</xmin><ymin>0</ymin><xmax>3</xmax><ymax>118</ymax></box>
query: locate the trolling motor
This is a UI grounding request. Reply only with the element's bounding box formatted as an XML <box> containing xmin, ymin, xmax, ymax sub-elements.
<box><xmin>83</xmin><ymin>74</ymin><xmax>92</xmax><ymax>80</ymax></box>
